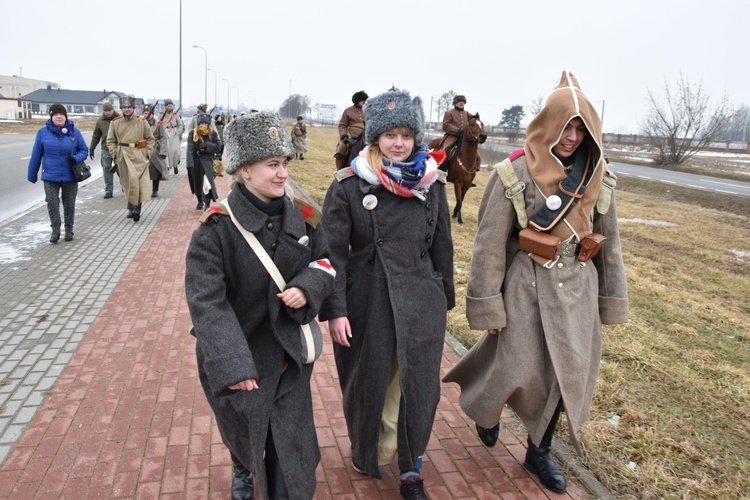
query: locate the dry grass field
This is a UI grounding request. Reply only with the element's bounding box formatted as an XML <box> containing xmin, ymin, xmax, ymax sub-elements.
<box><xmin>289</xmin><ymin>125</ymin><xmax>750</xmax><ymax>499</ymax></box>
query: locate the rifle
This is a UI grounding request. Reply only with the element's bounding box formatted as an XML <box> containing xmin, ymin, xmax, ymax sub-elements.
<box><xmin>161</xmin><ymin>105</ymin><xmax>182</xmax><ymax>128</ymax></box>
<box><xmin>209</xmin><ymin>104</ymin><xmax>218</xmax><ymax>116</ymax></box>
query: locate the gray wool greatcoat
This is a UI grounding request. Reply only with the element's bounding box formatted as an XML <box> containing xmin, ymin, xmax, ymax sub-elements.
<box><xmin>185</xmin><ymin>185</ymin><xmax>335</xmax><ymax>499</ymax></box>
<box><xmin>319</xmin><ymin>172</ymin><xmax>455</xmax><ymax>478</ymax></box>
<box><xmin>442</xmin><ymin>155</ymin><xmax>629</xmax><ymax>452</ymax></box>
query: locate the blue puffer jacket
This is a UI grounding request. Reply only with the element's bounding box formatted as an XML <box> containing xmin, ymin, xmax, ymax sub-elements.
<box><xmin>27</xmin><ymin>119</ymin><xmax>89</xmax><ymax>183</ymax></box>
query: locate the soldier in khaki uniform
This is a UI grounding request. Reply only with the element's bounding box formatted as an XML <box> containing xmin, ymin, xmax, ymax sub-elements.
<box><xmin>333</xmin><ymin>90</ymin><xmax>367</xmax><ymax>168</ymax></box>
<box><xmin>106</xmin><ymin>96</ymin><xmax>155</xmax><ymax>222</ymax></box>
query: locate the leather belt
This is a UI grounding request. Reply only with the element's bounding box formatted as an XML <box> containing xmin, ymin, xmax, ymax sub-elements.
<box><xmin>559</xmin><ymin>241</ymin><xmax>580</xmax><ymax>257</ymax></box>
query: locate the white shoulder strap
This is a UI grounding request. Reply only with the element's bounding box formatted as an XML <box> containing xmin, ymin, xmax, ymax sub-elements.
<box><xmin>223</xmin><ymin>199</ymin><xmax>316</xmax><ymax>363</ymax></box>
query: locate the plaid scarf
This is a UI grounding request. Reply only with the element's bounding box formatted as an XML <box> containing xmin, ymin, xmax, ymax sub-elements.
<box><xmin>351</xmin><ymin>144</ymin><xmax>442</xmax><ymax>200</ymax></box>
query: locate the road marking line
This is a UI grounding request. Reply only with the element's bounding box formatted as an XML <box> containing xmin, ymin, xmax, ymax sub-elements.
<box><xmin>21</xmin><ymin>156</ymin><xmax>30</xmax><ymax>160</ymax></box>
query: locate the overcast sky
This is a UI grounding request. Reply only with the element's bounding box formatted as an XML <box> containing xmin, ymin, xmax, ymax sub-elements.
<box><xmin>5</xmin><ymin>0</ymin><xmax>747</xmax><ymax>134</ymax></box>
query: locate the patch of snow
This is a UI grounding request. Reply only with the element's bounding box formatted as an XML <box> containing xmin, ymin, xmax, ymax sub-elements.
<box><xmin>618</xmin><ymin>218</ymin><xmax>677</xmax><ymax>226</ymax></box>
<box><xmin>628</xmin><ymin>461</ymin><xmax>637</xmax><ymax>471</ymax></box>
<box><xmin>608</xmin><ymin>413</ymin><xmax>621</xmax><ymax>427</ymax></box>
<box><xmin>0</xmin><ymin>220</ymin><xmax>50</xmax><ymax>265</ymax></box>
<box><xmin>728</xmin><ymin>249</ymin><xmax>748</xmax><ymax>263</ymax></box>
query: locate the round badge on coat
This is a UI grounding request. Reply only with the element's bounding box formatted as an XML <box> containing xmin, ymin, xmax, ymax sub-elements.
<box><xmin>363</xmin><ymin>194</ymin><xmax>378</xmax><ymax>210</ymax></box>
<box><xmin>546</xmin><ymin>194</ymin><xmax>562</xmax><ymax>210</ymax></box>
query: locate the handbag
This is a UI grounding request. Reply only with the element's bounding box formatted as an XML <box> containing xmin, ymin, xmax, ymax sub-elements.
<box><xmin>223</xmin><ymin>199</ymin><xmax>322</xmax><ymax>364</ymax></box>
<box><xmin>70</xmin><ymin>132</ymin><xmax>92</xmax><ymax>182</ymax></box>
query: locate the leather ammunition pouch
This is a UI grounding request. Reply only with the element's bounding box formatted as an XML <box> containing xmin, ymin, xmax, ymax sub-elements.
<box><xmin>519</xmin><ymin>228</ymin><xmax>561</xmax><ymax>260</ymax></box>
<box><xmin>578</xmin><ymin>233</ymin><xmax>607</xmax><ymax>262</ymax></box>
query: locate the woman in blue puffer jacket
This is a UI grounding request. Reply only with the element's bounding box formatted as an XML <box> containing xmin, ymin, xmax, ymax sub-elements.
<box><xmin>27</xmin><ymin>103</ymin><xmax>89</xmax><ymax>243</ymax></box>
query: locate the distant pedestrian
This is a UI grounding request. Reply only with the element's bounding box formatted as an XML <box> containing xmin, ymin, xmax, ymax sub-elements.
<box><xmin>334</xmin><ymin>90</ymin><xmax>367</xmax><ymax>169</ymax></box>
<box><xmin>291</xmin><ymin>115</ymin><xmax>307</xmax><ymax>160</ymax></box>
<box><xmin>214</xmin><ymin>113</ymin><xmax>226</xmax><ymax>144</ymax></box>
<box><xmin>142</xmin><ymin>104</ymin><xmax>170</xmax><ymax>198</ymax></box>
<box><xmin>186</xmin><ymin>113</ymin><xmax>221</xmax><ymax>211</ymax></box>
<box><xmin>106</xmin><ymin>96</ymin><xmax>155</xmax><ymax>222</ymax></box>
<box><xmin>159</xmin><ymin>99</ymin><xmax>184</xmax><ymax>175</ymax></box>
<box><xmin>89</xmin><ymin>102</ymin><xmax>121</xmax><ymax>199</ymax></box>
<box><xmin>185</xmin><ymin>111</ymin><xmax>336</xmax><ymax>499</ymax></box>
<box><xmin>27</xmin><ymin>103</ymin><xmax>88</xmax><ymax>243</ymax></box>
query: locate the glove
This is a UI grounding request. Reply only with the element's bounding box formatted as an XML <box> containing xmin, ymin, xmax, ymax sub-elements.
<box><xmin>340</xmin><ymin>134</ymin><xmax>349</xmax><ymax>142</ymax></box>
<box><xmin>89</xmin><ymin>148</ymin><xmax>95</xmax><ymax>160</ymax></box>
<box><xmin>198</xmin><ymin>142</ymin><xmax>207</xmax><ymax>149</ymax></box>
<box><xmin>173</xmin><ymin>166</ymin><xmax>178</xmax><ymax>175</ymax></box>
<box><xmin>67</xmin><ymin>156</ymin><xmax>76</xmax><ymax>167</ymax></box>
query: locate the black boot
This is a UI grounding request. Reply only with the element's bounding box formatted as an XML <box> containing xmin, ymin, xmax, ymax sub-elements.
<box><xmin>231</xmin><ymin>461</ymin><xmax>254</xmax><ymax>500</ymax></box>
<box><xmin>126</xmin><ymin>207</ymin><xmax>134</xmax><ymax>219</ymax></box>
<box><xmin>49</xmin><ymin>229</ymin><xmax>60</xmax><ymax>244</ymax></box>
<box><xmin>299</xmin><ymin>154</ymin><xmax>304</xmax><ymax>160</ymax></box>
<box><xmin>132</xmin><ymin>204</ymin><xmax>141</xmax><ymax>222</ymax></box>
<box><xmin>523</xmin><ymin>406</ymin><xmax>566</xmax><ymax>493</ymax></box>
<box><xmin>475</xmin><ymin>422</ymin><xmax>500</xmax><ymax>447</ymax></box>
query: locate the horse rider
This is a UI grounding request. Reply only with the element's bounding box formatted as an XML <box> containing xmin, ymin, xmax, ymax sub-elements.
<box><xmin>440</xmin><ymin>94</ymin><xmax>473</xmax><ymax>153</ymax></box>
<box><xmin>334</xmin><ymin>90</ymin><xmax>368</xmax><ymax>168</ymax></box>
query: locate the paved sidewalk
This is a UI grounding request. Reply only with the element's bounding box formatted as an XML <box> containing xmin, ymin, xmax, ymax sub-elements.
<box><xmin>0</xmin><ymin>167</ymin><xmax>600</xmax><ymax>498</ymax></box>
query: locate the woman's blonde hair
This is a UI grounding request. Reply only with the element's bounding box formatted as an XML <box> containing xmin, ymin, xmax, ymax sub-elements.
<box><xmin>366</xmin><ymin>127</ymin><xmax>415</xmax><ymax>173</ymax></box>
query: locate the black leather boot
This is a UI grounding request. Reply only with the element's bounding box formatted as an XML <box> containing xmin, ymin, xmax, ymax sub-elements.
<box><xmin>524</xmin><ymin>436</ymin><xmax>566</xmax><ymax>493</ymax></box>
<box><xmin>126</xmin><ymin>207</ymin><xmax>134</xmax><ymax>219</ymax></box>
<box><xmin>475</xmin><ymin>422</ymin><xmax>500</xmax><ymax>447</ymax></box>
<box><xmin>231</xmin><ymin>461</ymin><xmax>254</xmax><ymax>500</ymax></box>
<box><xmin>50</xmin><ymin>229</ymin><xmax>60</xmax><ymax>244</ymax></box>
<box><xmin>523</xmin><ymin>405</ymin><xmax>566</xmax><ymax>493</ymax></box>
<box><xmin>132</xmin><ymin>204</ymin><xmax>141</xmax><ymax>222</ymax></box>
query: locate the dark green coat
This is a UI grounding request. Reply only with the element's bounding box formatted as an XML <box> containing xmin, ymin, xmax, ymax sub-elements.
<box><xmin>319</xmin><ymin>172</ymin><xmax>455</xmax><ymax>478</ymax></box>
<box><xmin>186</xmin><ymin>185</ymin><xmax>335</xmax><ymax>498</ymax></box>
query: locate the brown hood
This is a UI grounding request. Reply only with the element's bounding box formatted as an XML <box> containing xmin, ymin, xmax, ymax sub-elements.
<box><xmin>524</xmin><ymin>71</ymin><xmax>604</xmax><ymax>240</ymax></box>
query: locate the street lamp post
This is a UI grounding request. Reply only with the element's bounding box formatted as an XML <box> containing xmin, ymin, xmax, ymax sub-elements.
<box><xmin>248</xmin><ymin>91</ymin><xmax>255</xmax><ymax>110</ymax></box>
<box><xmin>222</xmin><ymin>78</ymin><xmax>230</xmax><ymax>113</ymax></box>
<box><xmin>233</xmin><ymin>86</ymin><xmax>239</xmax><ymax>112</ymax></box>
<box><xmin>207</xmin><ymin>68</ymin><xmax>217</xmax><ymax>108</ymax></box>
<box><xmin>192</xmin><ymin>45</ymin><xmax>207</xmax><ymax>104</ymax></box>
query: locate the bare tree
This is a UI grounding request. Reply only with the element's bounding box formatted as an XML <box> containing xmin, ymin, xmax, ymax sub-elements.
<box><xmin>278</xmin><ymin>94</ymin><xmax>311</xmax><ymax>119</ymax></box>
<box><xmin>641</xmin><ymin>73</ymin><xmax>731</xmax><ymax>164</ymax></box>
<box><xmin>722</xmin><ymin>105</ymin><xmax>750</xmax><ymax>142</ymax></box>
<box><xmin>528</xmin><ymin>94</ymin><xmax>545</xmax><ymax>116</ymax></box>
<box><xmin>434</xmin><ymin>90</ymin><xmax>456</xmax><ymax>124</ymax></box>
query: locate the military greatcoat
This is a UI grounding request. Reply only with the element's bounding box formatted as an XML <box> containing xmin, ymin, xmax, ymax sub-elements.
<box><xmin>319</xmin><ymin>173</ymin><xmax>455</xmax><ymax>478</ymax></box>
<box><xmin>106</xmin><ymin>115</ymin><xmax>155</xmax><ymax>208</ymax></box>
<box><xmin>185</xmin><ymin>185</ymin><xmax>335</xmax><ymax>499</ymax></box>
<box><xmin>442</xmin><ymin>154</ymin><xmax>629</xmax><ymax>450</ymax></box>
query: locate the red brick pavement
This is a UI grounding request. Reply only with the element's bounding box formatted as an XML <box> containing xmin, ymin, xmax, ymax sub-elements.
<box><xmin>0</xmin><ymin>175</ymin><xmax>588</xmax><ymax>499</ymax></box>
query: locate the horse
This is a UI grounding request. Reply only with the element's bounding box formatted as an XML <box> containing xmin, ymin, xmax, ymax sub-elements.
<box><xmin>428</xmin><ymin>113</ymin><xmax>487</xmax><ymax>224</ymax></box>
<box><xmin>335</xmin><ymin>135</ymin><xmax>366</xmax><ymax>170</ymax></box>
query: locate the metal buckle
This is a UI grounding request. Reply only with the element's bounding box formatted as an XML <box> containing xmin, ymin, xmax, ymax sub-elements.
<box><xmin>504</xmin><ymin>181</ymin><xmax>526</xmax><ymax>199</ymax></box>
<box><xmin>559</xmin><ymin>242</ymin><xmax>578</xmax><ymax>257</ymax></box>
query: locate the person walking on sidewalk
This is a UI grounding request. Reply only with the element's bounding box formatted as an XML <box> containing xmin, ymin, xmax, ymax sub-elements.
<box><xmin>442</xmin><ymin>71</ymin><xmax>629</xmax><ymax>494</ymax></box>
<box><xmin>291</xmin><ymin>115</ymin><xmax>307</xmax><ymax>160</ymax></box>
<box><xmin>160</xmin><ymin>98</ymin><xmax>184</xmax><ymax>175</ymax></box>
<box><xmin>142</xmin><ymin>104</ymin><xmax>170</xmax><ymax>198</ymax></box>
<box><xmin>27</xmin><ymin>103</ymin><xmax>88</xmax><ymax>243</ymax></box>
<box><xmin>186</xmin><ymin>113</ymin><xmax>221</xmax><ymax>211</ymax></box>
<box><xmin>89</xmin><ymin>102</ymin><xmax>120</xmax><ymax>199</ymax></box>
<box><xmin>106</xmin><ymin>96</ymin><xmax>155</xmax><ymax>222</ymax></box>
<box><xmin>185</xmin><ymin>111</ymin><xmax>336</xmax><ymax>499</ymax></box>
<box><xmin>319</xmin><ymin>89</ymin><xmax>455</xmax><ymax>500</ymax></box>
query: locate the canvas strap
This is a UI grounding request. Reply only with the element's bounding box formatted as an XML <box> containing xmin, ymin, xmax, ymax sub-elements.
<box><xmin>223</xmin><ymin>199</ymin><xmax>316</xmax><ymax>363</ymax></box>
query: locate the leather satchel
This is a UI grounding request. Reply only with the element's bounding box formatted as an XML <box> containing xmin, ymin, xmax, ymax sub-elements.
<box><xmin>578</xmin><ymin>233</ymin><xmax>607</xmax><ymax>262</ymax></box>
<box><xmin>519</xmin><ymin>227</ymin><xmax>561</xmax><ymax>260</ymax></box>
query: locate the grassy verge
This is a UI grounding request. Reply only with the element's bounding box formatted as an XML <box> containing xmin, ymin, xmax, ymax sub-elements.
<box><xmin>289</xmin><ymin>126</ymin><xmax>750</xmax><ymax>498</ymax></box>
